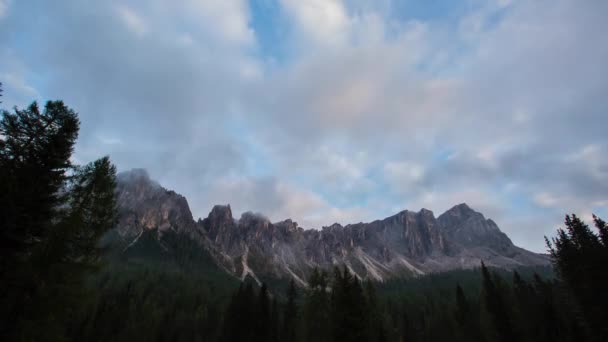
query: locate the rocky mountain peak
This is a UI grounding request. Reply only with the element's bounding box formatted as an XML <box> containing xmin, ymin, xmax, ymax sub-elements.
<box><xmin>114</xmin><ymin>169</ymin><xmax>195</xmax><ymax>242</ymax></box>
<box><xmin>441</xmin><ymin>203</ymin><xmax>475</xmax><ymax>218</ymax></box>
<box><xmin>209</xmin><ymin>204</ymin><xmax>233</xmax><ymax>222</ymax></box>
<box><xmin>419</xmin><ymin>208</ymin><xmax>435</xmax><ymax>216</ymax></box>
<box><xmin>438</xmin><ymin>203</ymin><xmax>513</xmax><ymax>252</ymax></box>
<box><xmin>273</xmin><ymin>219</ymin><xmax>299</xmax><ymax>233</ymax></box>
<box><xmin>201</xmin><ymin>205</ymin><xmax>235</xmax><ymax>241</ymax></box>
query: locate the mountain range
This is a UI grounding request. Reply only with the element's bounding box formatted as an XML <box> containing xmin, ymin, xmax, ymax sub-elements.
<box><xmin>109</xmin><ymin>169</ymin><xmax>550</xmax><ymax>285</ymax></box>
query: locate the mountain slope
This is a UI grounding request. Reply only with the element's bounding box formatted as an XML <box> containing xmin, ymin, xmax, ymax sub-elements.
<box><xmin>110</xmin><ymin>169</ymin><xmax>550</xmax><ymax>283</ymax></box>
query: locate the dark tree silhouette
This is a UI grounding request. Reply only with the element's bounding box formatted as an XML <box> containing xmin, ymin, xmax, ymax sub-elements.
<box><xmin>547</xmin><ymin>214</ymin><xmax>608</xmax><ymax>341</ymax></box>
<box><xmin>0</xmin><ymin>100</ymin><xmax>117</xmax><ymax>341</ymax></box>
<box><xmin>283</xmin><ymin>279</ymin><xmax>298</xmax><ymax>342</ymax></box>
<box><xmin>254</xmin><ymin>283</ymin><xmax>271</xmax><ymax>342</ymax></box>
<box><xmin>481</xmin><ymin>262</ymin><xmax>517</xmax><ymax>342</ymax></box>
<box><xmin>303</xmin><ymin>267</ymin><xmax>330</xmax><ymax>342</ymax></box>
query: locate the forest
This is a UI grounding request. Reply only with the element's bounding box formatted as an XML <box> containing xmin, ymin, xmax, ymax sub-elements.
<box><xmin>1</xmin><ymin>93</ymin><xmax>608</xmax><ymax>342</ymax></box>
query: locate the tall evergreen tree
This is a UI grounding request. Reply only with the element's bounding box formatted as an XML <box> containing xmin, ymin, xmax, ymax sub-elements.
<box><xmin>221</xmin><ymin>283</ymin><xmax>256</xmax><ymax>342</ymax></box>
<box><xmin>511</xmin><ymin>271</ymin><xmax>536</xmax><ymax>341</ymax></box>
<box><xmin>254</xmin><ymin>283</ymin><xmax>271</xmax><ymax>342</ymax></box>
<box><xmin>28</xmin><ymin>157</ymin><xmax>117</xmax><ymax>339</ymax></box>
<box><xmin>364</xmin><ymin>279</ymin><xmax>383</xmax><ymax>342</ymax></box>
<box><xmin>330</xmin><ymin>266</ymin><xmax>369</xmax><ymax>342</ymax></box>
<box><xmin>481</xmin><ymin>262</ymin><xmax>516</xmax><ymax>342</ymax></box>
<box><xmin>303</xmin><ymin>268</ymin><xmax>330</xmax><ymax>342</ymax></box>
<box><xmin>283</xmin><ymin>279</ymin><xmax>298</xmax><ymax>342</ymax></box>
<box><xmin>0</xmin><ymin>100</ymin><xmax>117</xmax><ymax>341</ymax></box>
<box><xmin>547</xmin><ymin>214</ymin><xmax>608</xmax><ymax>340</ymax></box>
<box><xmin>453</xmin><ymin>283</ymin><xmax>482</xmax><ymax>342</ymax></box>
<box><xmin>270</xmin><ymin>296</ymin><xmax>280</xmax><ymax>342</ymax></box>
<box><xmin>0</xmin><ymin>101</ymin><xmax>79</xmax><ymax>264</ymax></box>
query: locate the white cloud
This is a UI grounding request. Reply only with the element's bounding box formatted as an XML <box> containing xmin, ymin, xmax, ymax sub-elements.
<box><xmin>197</xmin><ymin>175</ymin><xmax>370</xmax><ymax>229</ymax></box>
<box><xmin>533</xmin><ymin>192</ymin><xmax>560</xmax><ymax>208</ymax></box>
<box><xmin>0</xmin><ymin>49</ymin><xmax>40</xmax><ymax>107</ymax></box>
<box><xmin>3</xmin><ymin>0</ymin><xmax>608</xmax><ymax>253</ymax></box>
<box><xmin>1</xmin><ymin>72</ymin><xmax>38</xmax><ymax>99</ymax></box>
<box><xmin>185</xmin><ymin>0</ymin><xmax>254</xmax><ymax>46</ymax></box>
<box><xmin>568</xmin><ymin>144</ymin><xmax>608</xmax><ymax>182</ymax></box>
<box><xmin>115</xmin><ymin>5</ymin><xmax>147</xmax><ymax>36</ymax></box>
<box><xmin>280</xmin><ymin>0</ymin><xmax>350</xmax><ymax>47</ymax></box>
<box><xmin>0</xmin><ymin>0</ymin><xmax>8</xmax><ymax>18</ymax></box>
<box><xmin>384</xmin><ymin>161</ymin><xmax>425</xmax><ymax>190</ymax></box>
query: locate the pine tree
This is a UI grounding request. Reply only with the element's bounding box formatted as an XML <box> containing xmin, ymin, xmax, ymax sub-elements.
<box><xmin>221</xmin><ymin>283</ymin><xmax>255</xmax><ymax>342</ymax></box>
<box><xmin>0</xmin><ymin>101</ymin><xmax>79</xmax><ymax>339</ymax></box>
<box><xmin>283</xmin><ymin>279</ymin><xmax>298</xmax><ymax>342</ymax></box>
<box><xmin>270</xmin><ymin>297</ymin><xmax>280</xmax><ymax>342</ymax></box>
<box><xmin>330</xmin><ymin>266</ymin><xmax>370</xmax><ymax>342</ymax></box>
<box><xmin>254</xmin><ymin>283</ymin><xmax>271</xmax><ymax>342</ymax></box>
<box><xmin>303</xmin><ymin>268</ymin><xmax>330</xmax><ymax>342</ymax></box>
<box><xmin>511</xmin><ymin>271</ymin><xmax>533</xmax><ymax>340</ymax></box>
<box><xmin>481</xmin><ymin>262</ymin><xmax>516</xmax><ymax>342</ymax></box>
<box><xmin>454</xmin><ymin>283</ymin><xmax>481</xmax><ymax>342</ymax></box>
<box><xmin>242</xmin><ymin>282</ymin><xmax>256</xmax><ymax>340</ymax></box>
<box><xmin>0</xmin><ymin>101</ymin><xmax>79</xmax><ymax>264</ymax></box>
<box><xmin>47</xmin><ymin>157</ymin><xmax>117</xmax><ymax>264</ymax></box>
<box><xmin>532</xmin><ymin>274</ymin><xmax>563</xmax><ymax>342</ymax></box>
<box><xmin>547</xmin><ymin>214</ymin><xmax>608</xmax><ymax>340</ymax></box>
<box><xmin>364</xmin><ymin>280</ymin><xmax>383</xmax><ymax>342</ymax></box>
<box><xmin>0</xmin><ymin>100</ymin><xmax>118</xmax><ymax>340</ymax></box>
<box><xmin>350</xmin><ymin>277</ymin><xmax>370</xmax><ymax>341</ymax></box>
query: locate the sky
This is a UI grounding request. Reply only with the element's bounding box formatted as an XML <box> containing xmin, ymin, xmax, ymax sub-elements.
<box><xmin>1</xmin><ymin>0</ymin><xmax>607</xmax><ymax>252</ymax></box>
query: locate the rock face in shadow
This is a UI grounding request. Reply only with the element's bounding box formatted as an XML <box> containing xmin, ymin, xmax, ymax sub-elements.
<box><xmin>111</xmin><ymin>169</ymin><xmax>550</xmax><ymax>284</ymax></box>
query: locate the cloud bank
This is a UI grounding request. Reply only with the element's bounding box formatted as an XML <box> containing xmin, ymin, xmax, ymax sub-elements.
<box><xmin>1</xmin><ymin>0</ymin><xmax>607</xmax><ymax>252</ymax></box>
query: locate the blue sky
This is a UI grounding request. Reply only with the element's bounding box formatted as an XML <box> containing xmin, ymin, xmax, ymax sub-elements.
<box><xmin>1</xmin><ymin>0</ymin><xmax>607</xmax><ymax>252</ymax></box>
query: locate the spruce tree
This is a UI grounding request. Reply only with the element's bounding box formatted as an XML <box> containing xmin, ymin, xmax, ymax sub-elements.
<box><xmin>330</xmin><ymin>266</ymin><xmax>369</xmax><ymax>342</ymax></box>
<box><xmin>283</xmin><ymin>279</ymin><xmax>298</xmax><ymax>342</ymax></box>
<box><xmin>270</xmin><ymin>297</ymin><xmax>280</xmax><ymax>342</ymax></box>
<box><xmin>0</xmin><ymin>101</ymin><xmax>79</xmax><ymax>264</ymax></box>
<box><xmin>364</xmin><ymin>279</ymin><xmax>383</xmax><ymax>342</ymax></box>
<box><xmin>303</xmin><ymin>268</ymin><xmax>330</xmax><ymax>342</ymax></box>
<box><xmin>481</xmin><ymin>262</ymin><xmax>516</xmax><ymax>342</ymax></box>
<box><xmin>454</xmin><ymin>283</ymin><xmax>481</xmax><ymax>342</ymax></box>
<box><xmin>254</xmin><ymin>283</ymin><xmax>271</xmax><ymax>342</ymax></box>
<box><xmin>547</xmin><ymin>214</ymin><xmax>608</xmax><ymax>340</ymax></box>
<box><xmin>0</xmin><ymin>100</ymin><xmax>117</xmax><ymax>340</ymax></box>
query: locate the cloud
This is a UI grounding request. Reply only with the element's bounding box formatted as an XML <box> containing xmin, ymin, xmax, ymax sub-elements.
<box><xmin>279</xmin><ymin>0</ymin><xmax>350</xmax><ymax>47</ymax></box>
<box><xmin>0</xmin><ymin>49</ymin><xmax>40</xmax><ymax>107</ymax></box>
<box><xmin>0</xmin><ymin>0</ymin><xmax>8</xmax><ymax>19</ymax></box>
<box><xmin>184</xmin><ymin>0</ymin><xmax>255</xmax><ymax>46</ymax></box>
<box><xmin>1</xmin><ymin>0</ymin><xmax>607</xmax><ymax>253</ymax></box>
<box><xmin>115</xmin><ymin>5</ymin><xmax>148</xmax><ymax>36</ymax></box>
<box><xmin>197</xmin><ymin>175</ymin><xmax>371</xmax><ymax>229</ymax></box>
<box><xmin>384</xmin><ymin>161</ymin><xmax>426</xmax><ymax>191</ymax></box>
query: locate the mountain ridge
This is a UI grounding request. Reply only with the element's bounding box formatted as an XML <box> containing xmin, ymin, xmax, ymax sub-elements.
<box><xmin>111</xmin><ymin>169</ymin><xmax>550</xmax><ymax>284</ymax></box>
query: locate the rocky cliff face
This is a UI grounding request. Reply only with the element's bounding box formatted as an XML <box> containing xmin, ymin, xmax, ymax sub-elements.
<box><xmin>438</xmin><ymin>203</ymin><xmax>512</xmax><ymax>252</ymax></box>
<box><xmin>111</xmin><ymin>169</ymin><xmax>550</xmax><ymax>284</ymax></box>
<box><xmin>115</xmin><ymin>169</ymin><xmax>197</xmax><ymax>242</ymax></box>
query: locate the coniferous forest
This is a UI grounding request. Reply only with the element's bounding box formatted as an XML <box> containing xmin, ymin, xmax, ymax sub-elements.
<box><xmin>2</xmin><ymin>94</ymin><xmax>608</xmax><ymax>342</ymax></box>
